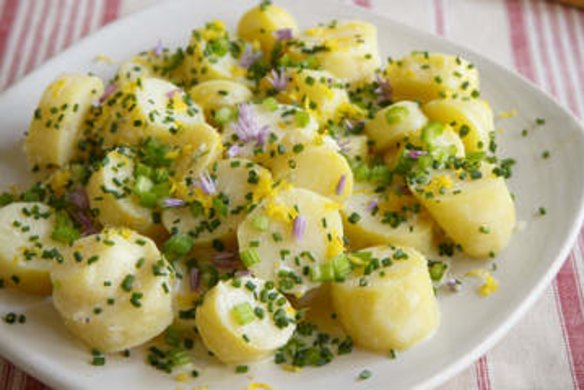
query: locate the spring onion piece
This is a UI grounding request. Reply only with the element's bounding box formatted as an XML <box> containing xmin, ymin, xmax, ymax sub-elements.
<box><xmin>384</xmin><ymin>105</ymin><xmax>408</xmax><ymax>124</ymax></box>
<box><xmin>332</xmin><ymin>254</ymin><xmax>352</xmax><ymax>279</ymax></box>
<box><xmin>251</xmin><ymin>215</ymin><xmax>269</xmax><ymax>231</ymax></box>
<box><xmin>428</xmin><ymin>261</ymin><xmax>448</xmax><ymax>283</ymax></box>
<box><xmin>310</xmin><ymin>263</ymin><xmax>335</xmax><ymax>282</ymax></box>
<box><xmin>163</xmin><ymin>234</ymin><xmax>194</xmax><ymax>259</ymax></box>
<box><xmin>51</xmin><ymin>211</ymin><xmax>80</xmax><ymax>244</ymax></box>
<box><xmin>295</xmin><ymin>111</ymin><xmax>310</xmax><ymax>128</ymax></box>
<box><xmin>421</xmin><ymin>121</ymin><xmax>445</xmax><ymax>147</ymax></box>
<box><xmin>240</xmin><ymin>248</ymin><xmax>261</xmax><ymax>268</ymax></box>
<box><xmin>231</xmin><ymin>302</ymin><xmax>255</xmax><ymax>325</ymax></box>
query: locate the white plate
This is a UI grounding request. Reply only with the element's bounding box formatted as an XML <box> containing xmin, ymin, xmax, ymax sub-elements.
<box><xmin>1</xmin><ymin>0</ymin><xmax>583</xmax><ymax>389</ymax></box>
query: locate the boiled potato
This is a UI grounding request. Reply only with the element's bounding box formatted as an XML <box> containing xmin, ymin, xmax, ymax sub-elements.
<box><xmin>0</xmin><ymin>202</ymin><xmax>65</xmax><ymax>295</ymax></box>
<box><xmin>163</xmin><ymin>158</ymin><xmax>273</xmax><ymax>250</ymax></box>
<box><xmin>180</xmin><ymin>20</ymin><xmax>245</xmax><ymax>86</ymax></box>
<box><xmin>101</xmin><ymin>77</ymin><xmax>205</xmax><ymax>149</ymax></box>
<box><xmin>409</xmin><ymin>164</ymin><xmax>515</xmax><ymax>258</ymax></box>
<box><xmin>87</xmin><ymin>147</ymin><xmax>164</xmax><ymax>237</ymax></box>
<box><xmin>292</xmin><ymin>20</ymin><xmax>381</xmax><ymax>82</ymax></box>
<box><xmin>422</xmin><ymin>98</ymin><xmax>495</xmax><ymax>152</ymax></box>
<box><xmin>331</xmin><ymin>245</ymin><xmax>439</xmax><ymax>351</ymax></box>
<box><xmin>365</xmin><ymin>101</ymin><xmax>428</xmax><ymax>152</ymax></box>
<box><xmin>116</xmin><ymin>60</ymin><xmax>152</xmax><ymax>88</ymax></box>
<box><xmin>276</xmin><ymin>68</ymin><xmax>351</xmax><ymax>125</ymax></box>
<box><xmin>195</xmin><ymin>276</ymin><xmax>296</xmax><ymax>363</ymax></box>
<box><xmin>237</xmin><ymin>188</ymin><xmax>344</xmax><ymax>296</ymax></box>
<box><xmin>171</xmin><ymin>122</ymin><xmax>223</xmax><ymax>182</ymax></box>
<box><xmin>342</xmin><ymin>183</ymin><xmax>434</xmax><ymax>254</ymax></box>
<box><xmin>26</xmin><ymin>74</ymin><xmax>104</xmax><ymax>171</ymax></box>
<box><xmin>384</xmin><ymin>52</ymin><xmax>480</xmax><ymax>102</ymax></box>
<box><xmin>221</xmin><ymin>102</ymin><xmax>318</xmax><ymax>164</ymax></box>
<box><xmin>268</xmin><ymin>143</ymin><xmax>354</xmax><ymax>203</ymax></box>
<box><xmin>188</xmin><ymin>80</ymin><xmax>252</xmax><ymax>121</ymax></box>
<box><xmin>51</xmin><ymin>228</ymin><xmax>174</xmax><ymax>352</ymax></box>
<box><xmin>237</xmin><ymin>2</ymin><xmax>298</xmax><ymax>53</ymax></box>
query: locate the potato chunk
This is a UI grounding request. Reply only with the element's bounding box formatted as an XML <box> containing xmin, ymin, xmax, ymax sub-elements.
<box><xmin>409</xmin><ymin>165</ymin><xmax>516</xmax><ymax>258</ymax></box>
<box><xmin>237</xmin><ymin>188</ymin><xmax>344</xmax><ymax>296</ymax></box>
<box><xmin>237</xmin><ymin>2</ymin><xmax>298</xmax><ymax>53</ymax></box>
<box><xmin>195</xmin><ymin>276</ymin><xmax>296</xmax><ymax>363</ymax></box>
<box><xmin>343</xmin><ymin>183</ymin><xmax>434</xmax><ymax>254</ymax></box>
<box><xmin>384</xmin><ymin>52</ymin><xmax>479</xmax><ymax>103</ymax></box>
<box><xmin>51</xmin><ymin>228</ymin><xmax>175</xmax><ymax>352</ymax></box>
<box><xmin>188</xmin><ymin>80</ymin><xmax>252</xmax><ymax>122</ymax></box>
<box><xmin>331</xmin><ymin>245</ymin><xmax>439</xmax><ymax>351</ymax></box>
<box><xmin>26</xmin><ymin>74</ymin><xmax>104</xmax><ymax>172</ymax></box>
<box><xmin>0</xmin><ymin>202</ymin><xmax>65</xmax><ymax>295</ymax></box>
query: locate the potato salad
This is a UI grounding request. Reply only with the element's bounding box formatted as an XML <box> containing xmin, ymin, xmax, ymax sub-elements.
<box><xmin>0</xmin><ymin>0</ymin><xmax>516</xmax><ymax>379</ymax></box>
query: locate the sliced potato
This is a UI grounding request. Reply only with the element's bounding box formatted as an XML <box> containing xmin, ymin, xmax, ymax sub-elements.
<box><xmin>163</xmin><ymin>158</ymin><xmax>273</xmax><ymax>250</ymax></box>
<box><xmin>101</xmin><ymin>77</ymin><xmax>205</xmax><ymax>149</ymax></box>
<box><xmin>51</xmin><ymin>228</ymin><xmax>175</xmax><ymax>352</ymax></box>
<box><xmin>188</xmin><ymin>80</ymin><xmax>252</xmax><ymax>121</ymax></box>
<box><xmin>292</xmin><ymin>20</ymin><xmax>381</xmax><ymax>82</ymax></box>
<box><xmin>268</xmin><ymin>143</ymin><xmax>354</xmax><ymax>203</ymax></box>
<box><xmin>221</xmin><ymin>102</ymin><xmax>318</xmax><ymax>164</ymax></box>
<box><xmin>237</xmin><ymin>188</ymin><xmax>344</xmax><ymax>296</ymax></box>
<box><xmin>365</xmin><ymin>101</ymin><xmax>428</xmax><ymax>152</ymax></box>
<box><xmin>195</xmin><ymin>276</ymin><xmax>296</xmax><ymax>363</ymax></box>
<box><xmin>237</xmin><ymin>3</ymin><xmax>298</xmax><ymax>53</ymax></box>
<box><xmin>409</xmin><ymin>164</ymin><xmax>515</xmax><ymax>258</ymax></box>
<box><xmin>384</xmin><ymin>52</ymin><xmax>480</xmax><ymax>103</ymax></box>
<box><xmin>342</xmin><ymin>183</ymin><xmax>434</xmax><ymax>254</ymax></box>
<box><xmin>276</xmin><ymin>68</ymin><xmax>351</xmax><ymax>125</ymax></box>
<box><xmin>86</xmin><ymin>148</ymin><xmax>164</xmax><ymax>237</ymax></box>
<box><xmin>422</xmin><ymin>98</ymin><xmax>495</xmax><ymax>153</ymax></box>
<box><xmin>26</xmin><ymin>74</ymin><xmax>104</xmax><ymax>171</ymax></box>
<box><xmin>172</xmin><ymin>122</ymin><xmax>223</xmax><ymax>181</ymax></box>
<box><xmin>331</xmin><ymin>245</ymin><xmax>439</xmax><ymax>351</ymax></box>
<box><xmin>0</xmin><ymin>202</ymin><xmax>65</xmax><ymax>295</ymax></box>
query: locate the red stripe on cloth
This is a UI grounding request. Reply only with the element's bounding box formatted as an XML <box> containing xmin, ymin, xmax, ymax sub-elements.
<box><xmin>474</xmin><ymin>355</ymin><xmax>492</xmax><ymax>390</ymax></box>
<box><xmin>353</xmin><ymin>0</ymin><xmax>372</xmax><ymax>9</ymax></box>
<box><xmin>556</xmin><ymin>255</ymin><xmax>584</xmax><ymax>389</ymax></box>
<box><xmin>62</xmin><ymin>0</ymin><xmax>81</xmax><ymax>49</ymax></box>
<box><xmin>23</xmin><ymin>374</ymin><xmax>48</xmax><ymax>390</ymax></box>
<box><xmin>562</xmin><ymin>8</ymin><xmax>584</xmax><ymax>105</ymax></box>
<box><xmin>45</xmin><ymin>0</ymin><xmax>67</xmax><ymax>60</ymax></box>
<box><xmin>0</xmin><ymin>0</ymin><xmax>19</xmax><ymax>72</ymax></box>
<box><xmin>434</xmin><ymin>0</ymin><xmax>445</xmax><ymax>36</ymax></box>
<box><xmin>0</xmin><ymin>361</ymin><xmax>12</xmax><ymax>390</ymax></box>
<box><xmin>530</xmin><ymin>0</ymin><xmax>558</xmax><ymax>97</ymax></box>
<box><xmin>5</xmin><ymin>1</ymin><xmax>35</xmax><ymax>87</ymax></box>
<box><xmin>80</xmin><ymin>0</ymin><xmax>95</xmax><ymax>37</ymax></box>
<box><xmin>504</xmin><ymin>0</ymin><xmax>536</xmax><ymax>82</ymax></box>
<box><xmin>101</xmin><ymin>0</ymin><xmax>121</xmax><ymax>25</ymax></box>
<box><xmin>546</xmin><ymin>2</ymin><xmax>580</xmax><ymax>116</ymax></box>
<box><xmin>21</xmin><ymin>0</ymin><xmax>51</xmax><ymax>76</ymax></box>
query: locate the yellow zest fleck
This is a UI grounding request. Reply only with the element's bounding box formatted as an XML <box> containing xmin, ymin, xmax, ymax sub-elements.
<box><xmin>324</xmin><ymin>201</ymin><xmax>342</xmax><ymax>211</ymax></box>
<box><xmin>466</xmin><ymin>269</ymin><xmax>499</xmax><ymax>297</ymax></box>
<box><xmin>170</xmin><ymin>95</ymin><xmax>188</xmax><ymax>112</ymax></box>
<box><xmin>312</xmin><ymin>134</ymin><xmax>325</xmax><ymax>146</ymax></box>
<box><xmin>247</xmin><ymin>383</ymin><xmax>274</xmax><ymax>390</ymax></box>
<box><xmin>164</xmin><ymin>149</ymin><xmax>180</xmax><ymax>160</ymax></box>
<box><xmin>49</xmin><ymin>169</ymin><xmax>71</xmax><ymax>196</ymax></box>
<box><xmin>252</xmin><ymin>175</ymin><xmax>275</xmax><ymax>203</ymax></box>
<box><xmin>118</xmin><ymin>228</ymin><xmax>133</xmax><ymax>240</ymax></box>
<box><xmin>94</xmin><ymin>54</ymin><xmax>116</xmax><ymax>64</ymax></box>
<box><xmin>282</xmin><ymin>364</ymin><xmax>303</xmax><ymax>373</ymax></box>
<box><xmin>265</xmin><ymin>201</ymin><xmax>297</xmax><ymax>222</ymax></box>
<box><xmin>425</xmin><ymin>174</ymin><xmax>453</xmax><ymax>194</ymax></box>
<box><xmin>49</xmin><ymin>79</ymin><xmax>67</xmax><ymax>98</ymax></box>
<box><xmin>497</xmin><ymin>109</ymin><xmax>517</xmax><ymax>119</ymax></box>
<box><xmin>175</xmin><ymin>372</ymin><xmax>190</xmax><ymax>383</ymax></box>
<box><xmin>326</xmin><ymin>231</ymin><xmax>344</xmax><ymax>259</ymax></box>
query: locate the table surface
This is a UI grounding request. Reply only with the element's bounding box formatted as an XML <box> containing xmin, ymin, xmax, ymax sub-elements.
<box><xmin>0</xmin><ymin>0</ymin><xmax>583</xmax><ymax>389</ymax></box>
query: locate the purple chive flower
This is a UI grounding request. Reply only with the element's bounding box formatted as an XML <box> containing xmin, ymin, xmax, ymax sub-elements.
<box><xmin>189</xmin><ymin>268</ymin><xmax>200</xmax><ymax>291</ymax></box>
<box><xmin>335</xmin><ymin>137</ymin><xmax>351</xmax><ymax>154</ymax></box>
<box><xmin>152</xmin><ymin>39</ymin><xmax>164</xmax><ymax>57</ymax></box>
<box><xmin>335</xmin><ymin>174</ymin><xmax>347</xmax><ymax>195</ymax></box>
<box><xmin>408</xmin><ymin>150</ymin><xmax>427</xmax><ymax>159</ymax></box>
<box><xmin>196</xmin><ymin>171</ymin><xmax>217</xmax><ymax>195</ymax></box>
<box><xmin>232</xmin><ymin>104</ymin><xmax>270</xmax><ymax>146</ymax></box>
<box><xmin>366</xmin><ymin>199</ymin><xmax>378</xmax><ymax>213</ymax></box>
<box><xmin>274</xmin><ymin>28</ymin><xmax>293</xmax><ymax>41</ymax></box>
<box><xmin>94</xmin><ymin>83</ymin><xmax>117</xmax><ymax>107</ymax></box>
<box><xmin>293</xmin><ymin>215</ymin><xmax>307</xmax><ymax>241</ymax></box>
<box><xmin>235</xmin><ymin>270</ymin><xmax>251</xmax><ymax>277</ymax></box>
<box><xmin>266</xmin><ymin>68</ymin><xmax>288</xmax><ymax>92</ymax></box>
<box><xmin>68</xmin><ymin>187</ymin><xmax>90</xmax><ymax>210</ymax></box>
<box><xmin>446</xmin><ymin>278</ymin><xmax>462</xmax><ymax>292</ymax></box>
<box><xmin>239</xmin><ymin>44</ymin><xmax>262</xmax><ymax>69</ymax></box>
<box><xmin>227</xmin><ymin>144</ymin><xmax>241</xmax><ymax>158</ymax></box>
<box><xmin>213</xmin><ymin>252</ymin><xmax>241</xmax><ymax>270</ymax></box>
<box><xmin>374</xmin><ymin>73</ymin><xmax>393</xmax><ymax>102</ymax></box>
<box><xmin>162</xmin><ymin>198</ymin><xmax>186</xmax><ymax>208</ymax></box>
<box><xmin>165</xmin><ymin>88</ymin><xmax>182</xmax><ymax>99</ymax></box>
<box><xmin>68</xmin><ymin>187</ymin><xmax>100</xmax><ymax>236</ymax></box>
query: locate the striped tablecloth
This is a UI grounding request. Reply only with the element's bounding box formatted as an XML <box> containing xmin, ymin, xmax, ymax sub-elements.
<box><xmin>0</xmin><ymin>0</ymin><xmax>583</xmax><ymax>388</ymax></box>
